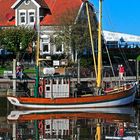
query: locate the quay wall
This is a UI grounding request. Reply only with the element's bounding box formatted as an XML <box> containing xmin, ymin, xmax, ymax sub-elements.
<box><xmin>0</xmin><ymin>76</ymin><xmax>136</xmax><ymax>97</ymax></box>
<box><xmin>0</xmin><ymin>76</ymin><xmax>137</xmax><ymax>97</ymax></box>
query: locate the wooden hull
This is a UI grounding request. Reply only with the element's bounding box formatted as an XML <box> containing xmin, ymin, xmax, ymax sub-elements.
<box><xmin>7</xmin><ymin>82</ymin><xmax>137</xmax><ymax>109</ymax></box>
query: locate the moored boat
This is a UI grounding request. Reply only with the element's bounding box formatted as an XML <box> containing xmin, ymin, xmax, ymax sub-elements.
<box><xmin>7</xmin><ymin>0</ymin><xmax>138</xmax><ymax>109</ymax></box>
<box><xmin>7</xmin><ymin>81</ymin><xmax>137</xmax><ymax>109</ymax></box>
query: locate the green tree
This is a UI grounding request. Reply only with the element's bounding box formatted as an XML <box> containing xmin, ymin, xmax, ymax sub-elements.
<box><xmin>52</xmin><ymin>2</ymin><xmax>98</xmax><ymax>65</ymax></box>
<box><xmin>0</xmin><ymin>26</ymin><xmax>36</xmax><ymax>61</ymax></box>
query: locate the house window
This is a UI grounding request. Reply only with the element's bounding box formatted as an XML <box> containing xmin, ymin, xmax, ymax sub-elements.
<box><xmin>28</xmin><ymin>10</ymin><xmax>35</xmax><ymax>24</ymax></box>
<box><xmin>56</xmin><ymin>44</ymin><xmax>62</xmax><ymax>52</ymax></box>
<box><xmin>43</xmin><ymin>44</ymin><xmax>49</xmax><ymax>52</ymax></box>
<box><xmin>41</xmin><ymin>43</ymin><xmax>50</xmax><ymax>55</ymax></box>
<box><xmin>54</xmin><ymin>37</ymin><xmax>63</xmax><ymax>54</ymax></box>
<box><xmin>19</xmin><ymin>10</ymin><xmax>26</xmax><ymax>25</ymax></box>
<box><xmin>54</xmin><ymin>43</ymin><xmax>63</xmax><ymax>54</ymax></box>
<box><xmin>41</xmin><ymin>36</ymin><xmax>51</xmax><ymax>55</ymax></box>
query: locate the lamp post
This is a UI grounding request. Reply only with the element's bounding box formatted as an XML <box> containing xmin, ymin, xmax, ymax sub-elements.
<box><xmin>34</xmin><ymin>13</ymin><xmax>41</xmax><ymax>97</ymax></box>
<box><xmin>34</xmin><ymin>32</ymin><xmax>40</xmax><ymax>97</ymax></box>
<box><xmin>136</xmin><ymin>56</ymin><xmax>140</xmax><ymax>96</ymax></box>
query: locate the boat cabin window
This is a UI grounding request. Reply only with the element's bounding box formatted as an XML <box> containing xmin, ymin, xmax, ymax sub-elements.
<box><xmin>63</xmin><ymin>79</ymin><xmax>68</xmax><ymax>84</ymax></box>
<box><xmin>46</xmin><ymin>79</ymin><xmax>50</xmax><ymax>84</ymax></box>
<box><xmin>66</xmin><ymin>79</ymin><xmax>69</xmax><ymax>84</ymax></box>
<box><xmin>58</xmin><ymin>130</ymin><xmax>61</xmax><ymax>135</ymax></box>
<box><xmin>53</xmin><ymin>79</ymin><xmax>56</xmax><ymax>84</ymax></box>
<box><xmin>58</xmin><ymin>79</ymin><xmax>61</xmax><ymax>84</ymax></box>
<box><xmin>53</xmin><ymin>131</ymin><xmax>56</xmax><ymax>135</ymax></box>
<box><xmin>46</xmin><ymin>86</ymin><xmax>50</xmax><ymax>91</ymax></box>
<box><xmin>46</xmin><ymin>125</ymin><xmax>50</xmax><ymax>129</ymax></box>
<box><xmin>63</xmin><ymin>79</ymin><xmax>66</xmax><ymax>84</ymax></box>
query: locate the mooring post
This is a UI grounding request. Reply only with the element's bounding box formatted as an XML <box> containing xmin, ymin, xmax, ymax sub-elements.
<box><xmin>12</xmin><ymin>123</ymin><xmax>16</xmax><ymax>140</ymax></box>
<box><xmin>136</xmin><ymin>55</ymin><xmax>140</xmax><ymax>95</ymax></box>
<box><xmin>13</xmin><ymin>59</ymin><xmax>16</xmax><ymax>96</ymax></box>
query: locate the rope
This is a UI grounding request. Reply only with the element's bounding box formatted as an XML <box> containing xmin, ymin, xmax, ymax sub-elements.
<box><xmin>105</xmin><ymin>44</ymin><xmax>116</xmax><ymax>77</ymax></box>
<box><xmin>118</xmin><ymin>47</ymin><xmax>134</xmax><ymax>76</ymax></box>
<box><xmin>102</xmin><ymin>4</ymin><xmax>134</xmax><ymax>77</ymax></box>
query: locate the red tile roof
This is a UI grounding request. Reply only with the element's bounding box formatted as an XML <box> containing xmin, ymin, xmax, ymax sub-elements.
<box><xmin>41</xmin><ymin>0</ymin><xmax>83</xmax><ymax>25</ymax></box>
<box><xmin>0</xmin><ymin>0</ymin><xmax>83</xmax><ymax>27</ymax></box>
<box><xmin>0</xmin><ymin>0</ymin><xmax>16</xmax><ymax>26</ymax></box>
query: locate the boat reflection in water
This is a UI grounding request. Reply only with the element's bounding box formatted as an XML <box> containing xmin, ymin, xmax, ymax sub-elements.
<box><xmin>7</xmin><ymin>107</ymin><xmax>139</xmax><ymax>140</ymax></box>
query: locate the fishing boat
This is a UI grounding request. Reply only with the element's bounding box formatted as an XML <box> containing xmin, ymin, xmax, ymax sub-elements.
<box><xmin>7</xmin><ymin>0</ymin><xmax>137</xmax><ymax>109</ymax></box>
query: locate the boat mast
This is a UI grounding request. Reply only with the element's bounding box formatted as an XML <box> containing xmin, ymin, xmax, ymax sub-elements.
<box><xmin>97</xmin><ymin>0</ymin><xmax>102</xmax><ymax>88</ymax></box>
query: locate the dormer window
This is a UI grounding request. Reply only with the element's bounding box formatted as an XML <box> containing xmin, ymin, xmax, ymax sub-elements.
<box><xmin>19</xmin><ymin>10</ymin><xmax>26</xmax><ymax>25</ymax></box>
<box><xmin>28</xmin><ymin>10</ymin><xmax>35</xmax><ymax>25</ymax></box>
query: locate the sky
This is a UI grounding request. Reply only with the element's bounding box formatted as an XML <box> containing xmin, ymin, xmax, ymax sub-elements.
<box><xmin>90</xmin><ymin>0</ymin><xmax>140</xmax><ymax>36</ymax></box>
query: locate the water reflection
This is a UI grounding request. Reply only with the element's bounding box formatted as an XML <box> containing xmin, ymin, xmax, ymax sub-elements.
<box><xmin>1</xmin><ymin>106</ymin><xmax>140</xmax><ymax>139</ymax></box>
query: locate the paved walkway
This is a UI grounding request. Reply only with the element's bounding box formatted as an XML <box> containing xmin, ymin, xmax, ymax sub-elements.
<box><xmin>0</xmin><ymin>76</ymin><xmax>137</xmax><ymax>83</ymax></box>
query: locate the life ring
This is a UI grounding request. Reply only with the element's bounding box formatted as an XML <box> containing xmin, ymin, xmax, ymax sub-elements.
<box><xmin>38</xmin><ymin>120</ymin><xmax>43</xmax><ymax>130</ymax></box>
<box><xmin>39</xmin><ymin>86</ymin><xmax>43</xmax><ymax>95</ymax></box>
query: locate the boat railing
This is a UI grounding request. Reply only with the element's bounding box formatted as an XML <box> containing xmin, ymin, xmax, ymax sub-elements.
<box><xmin>105</xmin><ymin>84</ymin><xmax>132</xmax><ymax>94</ymax></box>
<box><xmin>6</xmin><ymin>89</ymin><xmax>30</xmax><ymax>97</ymax></box>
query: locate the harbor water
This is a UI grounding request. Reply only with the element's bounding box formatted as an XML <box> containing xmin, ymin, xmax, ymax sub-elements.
<box><xmin>0</xmin><ymin>97</ymin><xmax>140</xmax><ymax>140</ymax></box>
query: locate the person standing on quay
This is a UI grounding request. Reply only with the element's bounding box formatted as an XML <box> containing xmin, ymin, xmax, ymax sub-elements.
<box><xmin>119</xmin><ymin>64</ymin><xmax>125</xmax><ymax>80</ymax></box>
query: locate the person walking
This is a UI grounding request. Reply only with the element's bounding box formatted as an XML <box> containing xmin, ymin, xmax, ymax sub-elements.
<box><xmin>16</xmin><ymin>63</ymin><xmax>24</xmax><ymax>79</ymax></box>
<box><xmin>119</xmin><ymin>64</ymin><xmax>125</xmax><ymax>80</ymax></box>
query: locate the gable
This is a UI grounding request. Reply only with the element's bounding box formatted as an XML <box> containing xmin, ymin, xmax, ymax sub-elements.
<box><xmin>0</xmin><ymin>0</ymin><xmax>85</xmax><ymax>27</ymax></box>
<box><xmin>11</xmin><ymin>0</ymin><xmax>41</xmax><ymax>9</ymax></box>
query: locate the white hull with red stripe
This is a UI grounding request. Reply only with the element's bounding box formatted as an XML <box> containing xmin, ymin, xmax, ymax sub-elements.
<box><xmin>7</xmin><ymin>82</ymin><xmax>137</xmax><ymax>109</ymax></box>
